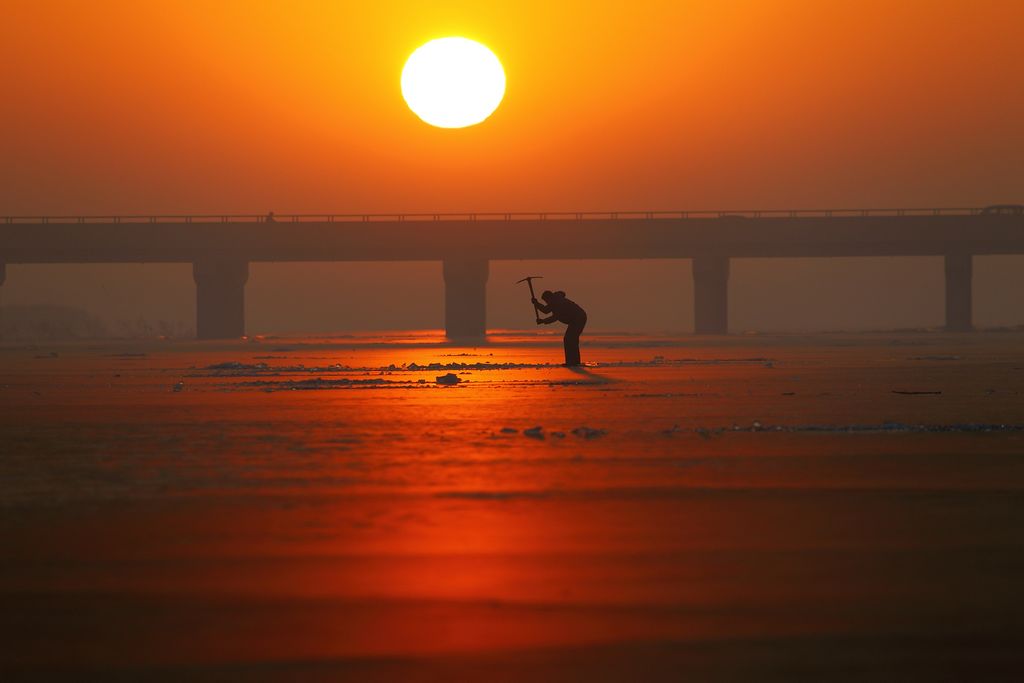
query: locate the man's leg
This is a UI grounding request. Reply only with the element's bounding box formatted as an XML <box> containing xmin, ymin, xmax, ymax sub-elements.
<box><xmin>564</xmin><ymin>324</ymin><xmax>582</xmax><ymax>366</ymax></box>
<box><xmin>572</xmin><ymin>315</ymin><xmax>587</xmax><ymax>366</ymax></box>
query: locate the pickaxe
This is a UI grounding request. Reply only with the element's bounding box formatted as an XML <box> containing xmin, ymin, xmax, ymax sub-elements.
<box><xmin>516</xmin><ymin>276</ymin><xmax>544</xmax><ymax>323</ymax></box>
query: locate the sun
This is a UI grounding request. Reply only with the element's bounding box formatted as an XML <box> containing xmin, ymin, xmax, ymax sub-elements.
<box><xmin>401</xmin><ymin>37</ymin><xmax>506</xmax><ymax>129</ymax></box>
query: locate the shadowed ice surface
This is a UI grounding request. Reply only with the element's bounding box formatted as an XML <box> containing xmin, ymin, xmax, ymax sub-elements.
<box><xmin>2</xmin><ymin>331</ymin><xmax>1024</xmax><ymax>680</ymax></box>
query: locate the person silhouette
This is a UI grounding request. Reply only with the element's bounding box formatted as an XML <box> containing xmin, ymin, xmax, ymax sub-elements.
<box><xmin>532</xmin><ymin>290</ymin><xmax>588</xmax><ymax>366</ymax></box>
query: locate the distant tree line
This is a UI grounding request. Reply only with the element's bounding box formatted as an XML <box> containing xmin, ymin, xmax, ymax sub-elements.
<box><xmin>0</xmin><ymin>305</ymin><xmax>192</xmax><ymax>340</ymax></box>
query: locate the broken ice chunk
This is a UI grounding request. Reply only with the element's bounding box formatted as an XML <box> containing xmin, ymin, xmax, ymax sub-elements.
<box><xmin>523</xmin><ymin>426</ymin><xmax>544</xmax><ymax>439</ymax></box>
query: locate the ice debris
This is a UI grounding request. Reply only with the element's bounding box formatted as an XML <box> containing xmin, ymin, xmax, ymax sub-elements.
<box><xmin>410</xmin><ymin>361</ymin><xmax>548</xmax><ymax>371</ymax></box>
<box><xmin>435</xmin><ymin>373</ymin><xmax>461</xmax><ymax>385</ymax></box>
<box><xmin>193</xmin><ymin>357</ymin><xmax>775</xmax><ymax>377</ymax></box>
<box><xmin>694</xmin><ymin>422</ymin><xmax>1024</xmax><ymax>435</ymax></box>
<box><xmin>572</xmin><ymin>426</ymin><xmax>606</xmax><ymax>439</ymax></box>
<box><xmin>523</xmin><ymin>426</ymin><xmax>544</xmax><ymax>439</ymax></box>
<box><xmin>206</xmin><ymin>361</ymin><xmax>269</xmax><ymax>371</ymax></box>
<box><xmin>241</xmin><ymin>378</ymin><xmax>403</xmax><ymax>391</ymax></box>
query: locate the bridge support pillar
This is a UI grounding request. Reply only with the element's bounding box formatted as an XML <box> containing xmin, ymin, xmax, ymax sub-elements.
<box><xmin>0</xmin><ymin>262</ymin><xmax>5</xmax><ymax>339</ymax></box>
<box><xmin>193</xmin><ymin>259</ymin><xmax>249</xmax><ymax>339</ymax></box>
<box><xmin>693</xmin><ymin>255</ymin><xmax>730</xmax><ymax>334</ymax></box>
<box><xmin>443</xmin><ymin>258</ymin><xmax>488</xmax><ymax>340</ymax></box>
<box><xmin>944</xmin><ymin>253</ymin><xmax>973</xmax><ymax>332</ymax></box>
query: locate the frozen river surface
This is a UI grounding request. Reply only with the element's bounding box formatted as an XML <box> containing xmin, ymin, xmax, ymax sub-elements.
<box><xmin>2</xmin><ymin>332</ymin><xmax>1024</xmax><ymax>680</ymax></box>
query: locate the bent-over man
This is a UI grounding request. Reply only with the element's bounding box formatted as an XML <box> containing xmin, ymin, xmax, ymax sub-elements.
<box><xmin>533</xmin><ymin>289</ymin><xmax>588</xmax><ymax>366</ymax></box>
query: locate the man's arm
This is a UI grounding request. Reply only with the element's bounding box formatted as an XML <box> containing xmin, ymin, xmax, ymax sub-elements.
<box><xmin>531</xmin><ymin>298</ymin><xmax>552</xmax><ymax>314</ymax></box>
<box><xmin>536</xmin><ymin>315</ymin><xmax>557</xmax><ymax>324</ymax></box>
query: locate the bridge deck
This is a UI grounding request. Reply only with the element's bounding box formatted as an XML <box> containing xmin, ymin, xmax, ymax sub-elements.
<box><xmin>1</xmin><ymin>210</ymin><xmax>1022</xmax><ymax>263</ymax></box>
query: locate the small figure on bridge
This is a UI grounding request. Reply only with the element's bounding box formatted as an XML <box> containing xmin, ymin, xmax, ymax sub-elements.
<box><xmin>265</xmin><ymin>211</ymin><xmax>276</xmax><ymax>223</ymax></box>
<box><xmin>533</xmin><ymin>290</ymin><xmax>588</xmax><ymax>366</ymax></box>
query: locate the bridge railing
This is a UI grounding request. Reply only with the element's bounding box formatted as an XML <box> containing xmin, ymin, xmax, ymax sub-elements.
<box><xmin>0</xmin><ymin>208</ymin><xmax>991</xmax><ymax>225</ymax></box>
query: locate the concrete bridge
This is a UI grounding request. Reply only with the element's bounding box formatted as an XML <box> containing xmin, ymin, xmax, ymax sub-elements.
<box><xmin>1</xmin><ymin>207</ymin><xmax>1022</xmax><ymax>338</ymax></box>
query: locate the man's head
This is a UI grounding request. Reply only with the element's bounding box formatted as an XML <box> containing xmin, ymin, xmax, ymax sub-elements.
<box><xmin>541</xmin><ymin>290</ymin><xmax>554</xmax><ymax>302</ymax></box>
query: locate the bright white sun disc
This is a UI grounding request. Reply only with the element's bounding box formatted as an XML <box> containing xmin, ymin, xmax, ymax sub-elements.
<box><xmin>401</xmin><ymin>37</ymin><xmax>505</xmax><ymax>129</ymax></box>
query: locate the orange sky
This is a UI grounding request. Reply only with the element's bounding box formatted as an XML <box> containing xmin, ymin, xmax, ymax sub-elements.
<box><xmin>4</xmin><ymin>0</ymin><xmax>1022</xmax><ymax>213</ymax></box>
<box><xmin>2</xmin><ymin>1</ymin><xmax>1023</xmax><ymax>332</ymax></box>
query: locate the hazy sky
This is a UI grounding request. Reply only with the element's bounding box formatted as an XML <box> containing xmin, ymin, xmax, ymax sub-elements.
<box><xmin>2</xmin><ymin>1</ymin><xmax>1022</xmax><ymax>333</ymax></box>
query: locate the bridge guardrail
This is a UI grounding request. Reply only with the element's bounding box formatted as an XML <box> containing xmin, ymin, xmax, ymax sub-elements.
<box><xmin>0</xmin><ymin>208</ymin><xmax>990</xmax><ymax>225</ymax></box>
